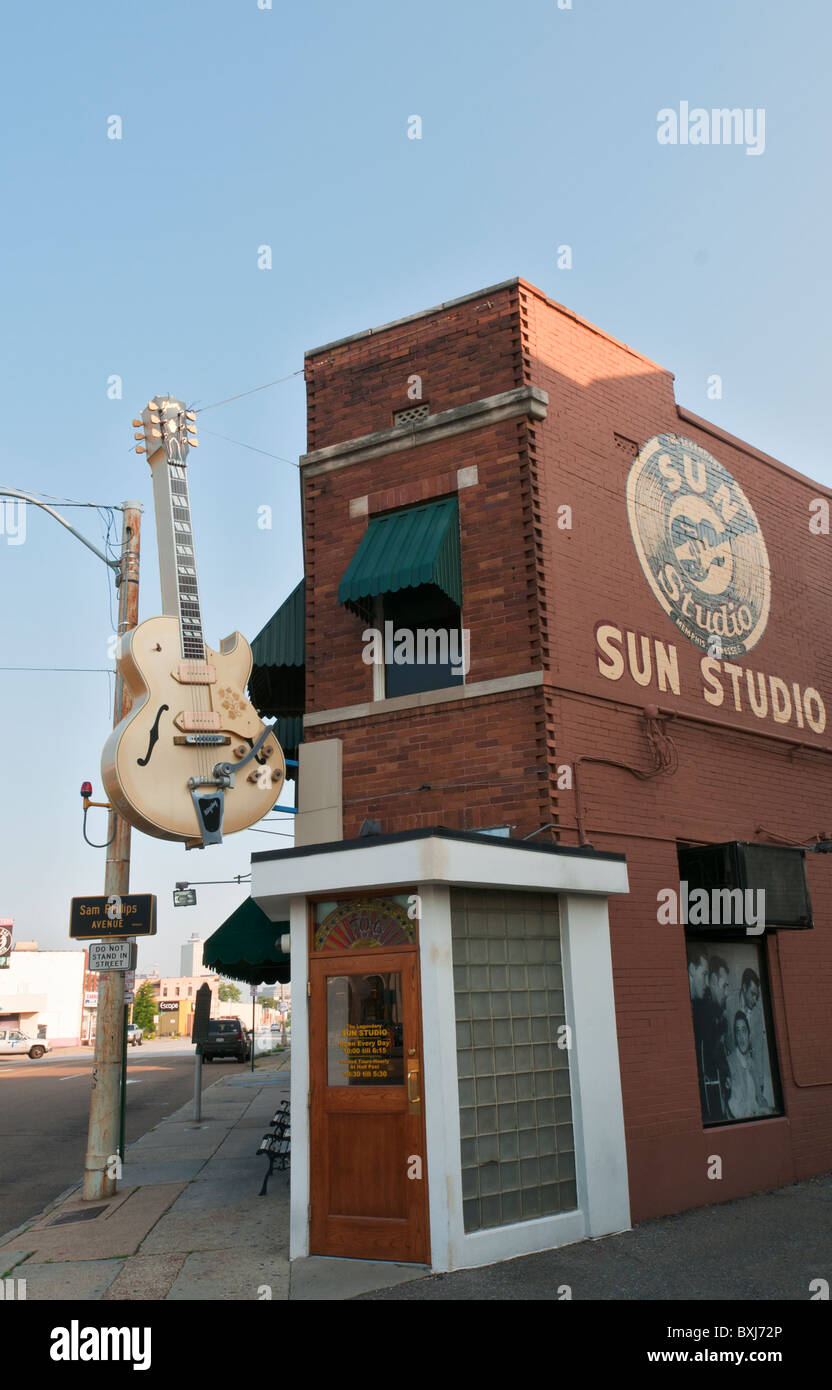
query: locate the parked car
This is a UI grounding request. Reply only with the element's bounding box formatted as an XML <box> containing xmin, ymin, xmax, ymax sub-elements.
<box><xmin>202</xmin><ymin>1018</ymin><xmax>251</xmax><ymax>1063</ymax></box>
<box><xmin>126</xmin><ymin>1023</ymin><xmax>143</xmax><ymax>1046</ymax></box>
<box><xmin>0</xmin><ymin>1028</ymin><xmax>50</xmax><ymax>1059</ymax></box>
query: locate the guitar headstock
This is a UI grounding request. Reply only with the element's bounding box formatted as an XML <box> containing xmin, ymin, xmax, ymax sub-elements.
<box><xmin>133</xmin><ymin>396</ymin><xmax>198</xmax><ymax>467</ymax></box>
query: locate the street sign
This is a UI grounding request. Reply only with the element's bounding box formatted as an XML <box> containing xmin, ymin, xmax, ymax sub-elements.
<box><xmin>84</xmin><ymin>992</ymin><xmax>98</xmax><ymax>1008</ymax></box>
<box><xmin>124</xmin><ymin>969</ymin><xmax>135</xmax><ymax>1005</ymax></box>
<box><xmin>70</xmin><ymin>895</ymin><xmax>156</xmax><ymax>939</ymax></box>
<box><xmin>173</xmin><ymin>888</ymin><xmax>197</xmax><ymax>907</ymax></box>
<box><xmin>88</xmin><ymin>941</ymin><xmax>137</xmax><ymax>972</ymax></box>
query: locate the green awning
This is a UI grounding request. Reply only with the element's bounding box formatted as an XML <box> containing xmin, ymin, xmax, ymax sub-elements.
<box><xmin>251</xmin><ymin>579</ymin><xmax>305</xmax><ymax>668</ymax></box>
<box><xmin>249</xmin><ymin>579</ymin><xmax>305</xmax><ymax>719</ymax></box>
<box><xmin>271</xmin><ymin>715</ymin><xmax>303</xmax><ymax>763</ymax></box>
<box><xmin>338</xmin><ymin>498</ymin><xmax>462</xmax><ymax>619</ymax></box>
<box><xmin>202</xmin><ymin>898</ymin><xmax>290</xmax><ymax>985</ymax></box>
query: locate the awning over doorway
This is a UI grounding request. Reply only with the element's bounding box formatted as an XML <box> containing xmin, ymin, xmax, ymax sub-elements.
<box><xmin>202</xmin><ymin>898</ymin><xmax>290</xmax><ymax>985</ymax></box>
<box><xmin>338</xmin><ymin>497</ymin><xmax>462</xmax><ymax>620</ymax></box>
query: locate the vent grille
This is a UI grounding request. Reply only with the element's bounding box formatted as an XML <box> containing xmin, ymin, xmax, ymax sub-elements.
<box><xmin>614</xmin><ymin>432</ymin><xmax>639</xmax><ymax>458</ymax></box>
<box><xmin>49</xmin><ymin>1205</ymin><xmax>109</xmax><ymax>1225</ymax></box>
<box><xmin>393</xmin><ymin>403</ymin><xmax>430</xmax><ymax>427</ymax></box>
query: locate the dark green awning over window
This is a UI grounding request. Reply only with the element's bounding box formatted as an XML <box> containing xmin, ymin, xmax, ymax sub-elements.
<box><xmin>249</xmin><ymin>579</ymin><xmax>305</xmax><ymax>724</ymax></box>
<box><xmin>251</xmin><ymin>579</ymin><xmax>305</xmax><ymax>669</ymax></box>
<box><xmin>338</xmin><ymin>498</ymin><xmax>462</xmax><ymax>619</ymax></box>
<box><xmin>202</xmin><ymin>898</ymin><xmax>290</xmax><ymax>985</ymax></box>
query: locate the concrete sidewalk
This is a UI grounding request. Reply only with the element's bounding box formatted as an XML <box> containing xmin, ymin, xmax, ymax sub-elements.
<box><xmin>0</xmin><ymin>1051</ymin><xmax>425</xmax><ymax>1302</ymax></box>
<box><xmin>0</xmin><ymin>1053</ymin><xmax>295</xmax><ymax>1301</ymax></box>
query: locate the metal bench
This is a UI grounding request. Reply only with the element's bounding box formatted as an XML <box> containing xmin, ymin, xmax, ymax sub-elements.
<box><xmin>257</xmin><ymin>1100</ymin><xmax>290</xmax><ymax>1195</ymax></box>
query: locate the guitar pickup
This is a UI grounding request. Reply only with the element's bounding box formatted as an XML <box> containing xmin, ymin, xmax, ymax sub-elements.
<box><xmin>174</xmin><ymin>734</ymin><xmax>231</xmax><ymax>746</ymax></box>
<box><xmin>173</xmin><ymin>662</ymin><xmax>217</xmax><ymax>685</ymax></box>
<box><xmin>175</xmin><ymin>711</ymin><xmax>222</xmax><ymax>732</ymax></box>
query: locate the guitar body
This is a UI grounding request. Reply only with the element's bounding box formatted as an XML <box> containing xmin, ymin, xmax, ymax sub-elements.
<box><xmin>102</xmin><ymin>615</ymin><xmax>285</xmax><ymax>844</ymax></box>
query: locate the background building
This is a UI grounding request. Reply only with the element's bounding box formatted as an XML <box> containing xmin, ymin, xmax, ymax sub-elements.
<box><xmin>180</xmin><ymin>933</ymin><xmax>209</xmax><ymax>979</ymax></box>
<box><xmin>149</xmin><ymin>974</ymin><xmax>221</xmax><ymax>1038</ymax></box>
<box><xmin>0</xmin><ymin>942</ymin><xmax>85</xmax><ymax>1045</ymax></box>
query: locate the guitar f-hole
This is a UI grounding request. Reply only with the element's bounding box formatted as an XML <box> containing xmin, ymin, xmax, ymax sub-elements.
<box><xmin>137</xmin><ymin>704</ymin><xmax>169</xmax><ymax>766</ymax></box>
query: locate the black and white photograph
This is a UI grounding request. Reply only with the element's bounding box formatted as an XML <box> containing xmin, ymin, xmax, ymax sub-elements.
<box><xmin>687</xmin><ymin>939</ymin><xmax>779</xmax><ymax>1126</ymax></box>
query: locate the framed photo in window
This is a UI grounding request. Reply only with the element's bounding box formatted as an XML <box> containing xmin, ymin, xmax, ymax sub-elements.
<box><xmin>686</xmin><ymin>937</ymin><xmax>782</xmax><ymax>1127</ymax></box>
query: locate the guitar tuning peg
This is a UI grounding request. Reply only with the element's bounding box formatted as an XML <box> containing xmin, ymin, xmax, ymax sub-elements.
<box><xmin>132</xmin><ymin>419</ymin><xmax>142</xmax><ymax>428</ymax></box>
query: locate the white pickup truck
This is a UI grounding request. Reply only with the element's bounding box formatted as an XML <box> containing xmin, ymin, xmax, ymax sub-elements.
<box><xmin>0</xmin><ymin>1028</ymin><xmax>49</xmax><ymax>1059</ymax></box>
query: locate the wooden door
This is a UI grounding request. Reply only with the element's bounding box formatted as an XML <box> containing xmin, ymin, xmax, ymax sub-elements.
<box><xmin>309</xmin><ymin>949</ymin><xmax>430</xmax><ymax>1263</ymax></box>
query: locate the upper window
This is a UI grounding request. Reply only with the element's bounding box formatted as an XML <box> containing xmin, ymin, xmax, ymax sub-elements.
<box><xmin>338</xmin><ymin>497</ymin><xmax>465</xmax><ymax>700</ymax></box>
<box><xmin>379</xmin><ymin>586</ymin><xmax>464</xmax><ymax>698</ymax></box>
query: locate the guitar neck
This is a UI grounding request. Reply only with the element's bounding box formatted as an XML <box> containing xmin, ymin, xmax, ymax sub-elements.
<box><xmin>150</xmin><ymin>455</ymin><xmax>206</xmax><ymax>661</ymax></box>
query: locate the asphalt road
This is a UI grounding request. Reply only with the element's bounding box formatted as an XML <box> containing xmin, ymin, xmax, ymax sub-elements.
<box><xmin>0</xmin><ymin>1037</ymin><xmax>262</xmax><ymax>1239</ymax></box>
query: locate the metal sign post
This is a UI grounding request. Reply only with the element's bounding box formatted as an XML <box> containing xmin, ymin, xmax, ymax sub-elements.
<box><xmin>82</xmin><ymin>502</ymin><xmax>141</xmax><ymax>1203</ymax></box>
<box><xmin>251</xmin><ymin>985</ymin><xmax>257</xmax><ymax>1073</ymax></box>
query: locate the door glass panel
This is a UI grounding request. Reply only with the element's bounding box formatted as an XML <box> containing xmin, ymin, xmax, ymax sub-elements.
<box><xmin>327</xmin><ymin>973</ymin><xmax>404</xmax><ymax>1086</ymax></box>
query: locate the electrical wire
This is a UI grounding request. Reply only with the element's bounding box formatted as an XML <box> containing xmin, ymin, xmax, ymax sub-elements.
<box><xmin>197</xmin><ymin>426</ymin><xmax>299</xmax><ymax>467</ymax></box>
<box><xmin>193</xmin><ymin>369</ymin><xmax>304</xmax><ymax>415</ymax></box>
<box><xmin>0</xmin><ymin>666</ymin><xmax>114</xmax><ymax>673</ymax></box>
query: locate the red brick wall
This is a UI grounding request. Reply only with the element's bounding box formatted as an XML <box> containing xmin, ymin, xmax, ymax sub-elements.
<box><xmin>300</xmin><ymin>277</ymin><xmax>832</xmax><ymax>1224</ymax></box>
<box><xmin>520</xmin><ymin>279</ymin><xmax>832</xmax><ymax>1219</ymax></box>
<box><xmin>305</xmin><ymin>285</ymin><xmax>523</xmax><ymax>451</ymax></box>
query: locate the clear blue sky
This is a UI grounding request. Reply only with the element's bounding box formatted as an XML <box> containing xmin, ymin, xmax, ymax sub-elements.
<box><xmin>1</xmin><ymin>0</ymin><xmax>830</xmax><ymax>975</ymax></box>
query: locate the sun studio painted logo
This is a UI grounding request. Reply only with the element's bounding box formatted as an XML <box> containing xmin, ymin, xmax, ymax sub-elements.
<box><xmin>626</xmin><ymin>435</ymin><xmax>770</xmax><ymax>658</ymax></box>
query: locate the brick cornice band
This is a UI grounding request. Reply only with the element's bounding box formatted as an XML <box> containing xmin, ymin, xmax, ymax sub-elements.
<box><xmin>300</xmin><ymin>386</ymin><xmax>549</xmax><ymax>478</ymax></box>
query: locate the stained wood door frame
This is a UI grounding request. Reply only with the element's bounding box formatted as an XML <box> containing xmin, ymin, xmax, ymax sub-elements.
<box><xmin>308</xmin><ymin>900</ymin><xmax>430</xmax><ymax>1263</ymax></box>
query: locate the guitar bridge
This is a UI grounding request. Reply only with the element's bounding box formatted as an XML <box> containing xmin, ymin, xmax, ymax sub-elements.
<box><xmin>174</xmin><ymin>734</ymin><xmax>231</xmax><ymax>746</ymax></box>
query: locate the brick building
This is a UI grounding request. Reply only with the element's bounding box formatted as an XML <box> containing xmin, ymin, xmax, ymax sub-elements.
<box><xmin>249</xmin><ymin>278</ymin><xmax>832</xmax><ymax>1265</ymax></box>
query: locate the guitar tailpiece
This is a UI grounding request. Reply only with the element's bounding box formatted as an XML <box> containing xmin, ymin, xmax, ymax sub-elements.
<box><xmin>190</xmin><ymin>789</ymin><xmax>225</xmax><ymax>846</ymax></box>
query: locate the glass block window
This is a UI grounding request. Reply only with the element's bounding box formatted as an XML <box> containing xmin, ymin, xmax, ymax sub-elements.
<box><xmin>451</xmin><ymin>888</ymin><xmax>576</xmax><ymax>1232</ymax></box>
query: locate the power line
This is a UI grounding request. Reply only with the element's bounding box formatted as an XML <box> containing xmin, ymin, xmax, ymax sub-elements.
<box><xmin>193</xmin><ymin>369</ymin><xmax>304</xmax><ymax>415</ymax></box>
<box><xmin>0</xmin><ymin>666</ymin><xmax>114</xmax><ymax>673</ymax></box>
<box><xmin>198</xmin><ymin>426</ymin><xmax>299</xmax><ymax>467</ymax></box>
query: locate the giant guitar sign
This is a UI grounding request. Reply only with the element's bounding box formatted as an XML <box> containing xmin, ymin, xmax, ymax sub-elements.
<box><xmin>101</xmin><ymin>397</ymin><xmax>285</xmax><ymax>847</ymax></box>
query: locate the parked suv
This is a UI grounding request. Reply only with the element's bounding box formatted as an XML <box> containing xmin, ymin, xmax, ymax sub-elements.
<box><xmin>126</xmin><ymin>1023</ymin><xmax>143</xmax><ymax>1046</ymax></box>
<box><xmin>0</xmin><ymin>1028</ymin><xmax>50</xmax><ymax>1059</ymax></box>
<box><xmin>202</xmin><ymin>1018</ymin><xmax>251</xmax><ymax>1063</ymax></box>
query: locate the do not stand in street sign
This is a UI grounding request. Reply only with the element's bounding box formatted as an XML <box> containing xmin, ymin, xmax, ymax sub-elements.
<box><xmin>88</xmin><ymin>941</ymin><xmax>137</xmax><ymax>972</ymax></box>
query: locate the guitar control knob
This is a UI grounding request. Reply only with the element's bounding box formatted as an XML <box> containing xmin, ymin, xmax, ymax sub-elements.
<box><xmin>234</xmin><ymin>745</ymin><xmax>247</xmax><ymax>759</ymax></box>
<box><xmin>262</xmin><ymin>745</ymin><xmax>273</xmax><ymax>757</ymax></box>
<box><xmin>247</xmin><ymin>771</ymin><xmax>261</xmax><ymax>784</ymax></box>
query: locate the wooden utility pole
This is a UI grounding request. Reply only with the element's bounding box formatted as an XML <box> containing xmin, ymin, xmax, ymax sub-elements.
<box><xmin>83</xmin><ymin>501</ymin><xmax>142</xmax><ymax>1201</ymax></box>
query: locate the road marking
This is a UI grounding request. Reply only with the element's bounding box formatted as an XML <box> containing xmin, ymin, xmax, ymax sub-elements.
<box><xmin>59</xmin><ymin>1072</ymin><xmax>90</xmax><ymax>1080</ymax></box>
<box><xmin>125</xmin><ymin>1079</ymin><xmax>141</xmax><ymax>1085</ymax></box>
